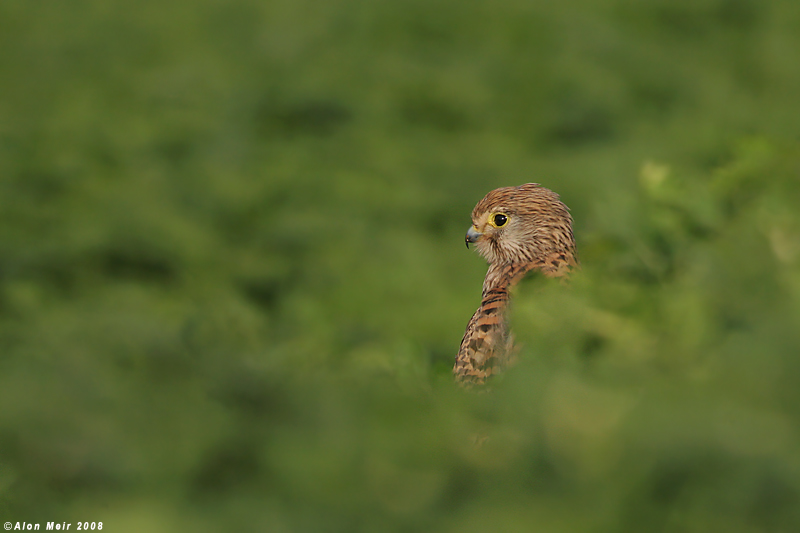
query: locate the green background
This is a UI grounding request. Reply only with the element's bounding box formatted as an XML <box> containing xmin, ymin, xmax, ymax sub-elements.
<box><xmin>2</xmin><ymin>0</ymin><xmax>800</xmax><ymax>530</ymax></box>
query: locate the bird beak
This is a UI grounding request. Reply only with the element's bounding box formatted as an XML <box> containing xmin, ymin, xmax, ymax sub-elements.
<box><xmin>465</xmin><ymin>226</ymin><xmax>483</xmax><ymax>248</ymax></box>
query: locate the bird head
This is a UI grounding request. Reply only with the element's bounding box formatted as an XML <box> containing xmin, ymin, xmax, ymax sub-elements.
<box><xmin>465</xmin><ymin>183</ymin><xmax>575</xmax><ymax>266</ymax></box>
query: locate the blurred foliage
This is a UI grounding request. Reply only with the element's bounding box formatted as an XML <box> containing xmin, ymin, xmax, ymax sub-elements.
<box><xmin>1</xmin><ymin>0</ymin><xmax>800</xmax><ymax>531</ymax></box>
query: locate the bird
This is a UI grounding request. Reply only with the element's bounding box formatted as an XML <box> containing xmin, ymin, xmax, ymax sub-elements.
<box><xmin>454</xmin><ymin>183</ymin><xmax>577</xmax><ymax>384</ymax></box>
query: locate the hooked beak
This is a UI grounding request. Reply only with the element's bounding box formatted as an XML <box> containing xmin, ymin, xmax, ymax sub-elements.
<box><xmin>465</xmin><ymin>226</ymin><xmax>483</xmax><ymax>248</ymax></box>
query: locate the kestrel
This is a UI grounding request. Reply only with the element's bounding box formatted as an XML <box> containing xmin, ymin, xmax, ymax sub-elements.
<box><xmin>454</xmin><ymin>183</ymin><xmax>577</xmax><ymax>384</ymax></box>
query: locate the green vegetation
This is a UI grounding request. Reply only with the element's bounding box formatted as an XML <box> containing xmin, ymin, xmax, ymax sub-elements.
<box><xmin>1</xmin><ymin>0</ymin><xmax>800</xmax><ymax>530</ymax></box>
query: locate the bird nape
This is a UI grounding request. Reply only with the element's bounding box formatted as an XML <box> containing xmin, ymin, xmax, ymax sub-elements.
<box><xmin>455</xmin><ymin>183</ymin><xmax>577</xmax><ymax>385</ymax></box>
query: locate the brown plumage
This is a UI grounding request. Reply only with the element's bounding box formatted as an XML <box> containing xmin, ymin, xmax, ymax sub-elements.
<box><xmin>454</xmin><ymin>183</ymin><xmax>577</xmax><ymax>384</ymax></box>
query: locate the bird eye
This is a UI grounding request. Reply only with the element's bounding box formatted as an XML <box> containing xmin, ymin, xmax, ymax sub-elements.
<box><xmin>491</xmin><ymin>213</ymin><xmax>508</xmax><ymax>228</ymax></box>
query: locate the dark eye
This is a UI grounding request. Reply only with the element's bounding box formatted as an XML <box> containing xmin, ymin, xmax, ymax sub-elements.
<box><xmin>493</xmin><ymin>213</ymin><xmax>508</xmax><ymax>227</ymax></box>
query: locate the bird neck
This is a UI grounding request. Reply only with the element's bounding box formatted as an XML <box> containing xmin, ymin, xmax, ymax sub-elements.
<box><xmin>482</xmin><ymin>246</ymin><xmax>577</xmax><ymax>295</ymax></box>
<box><xmin>481</xmin><ymin>262</ymin><xmax>536</xmax><ymax>295</ymax></box>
